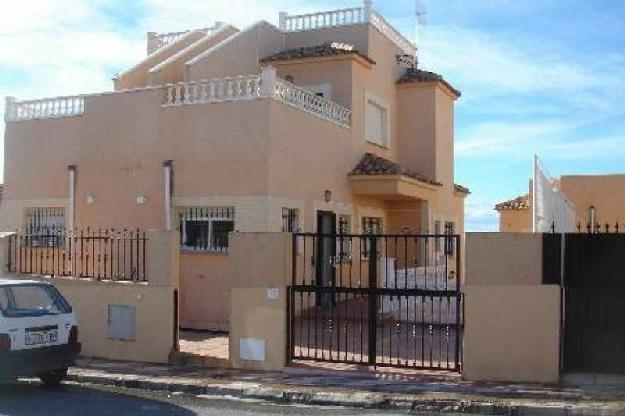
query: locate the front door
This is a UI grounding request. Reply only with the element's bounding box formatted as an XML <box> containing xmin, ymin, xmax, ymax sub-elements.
<box><xmin>316</xmin><ymin>211</ymin><xmax>336</xmax><ymax>309</ymax></box>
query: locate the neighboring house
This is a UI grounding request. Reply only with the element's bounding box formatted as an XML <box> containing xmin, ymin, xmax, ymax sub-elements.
<box><xmin>1</xmin><ymin>2</ymin><xmax>468</xmax><ymax>331</ymax></box>
<box><xmin>495</xmin><ymin>175</ymin><xmax>625</xmax><ymax>232</ymax></box>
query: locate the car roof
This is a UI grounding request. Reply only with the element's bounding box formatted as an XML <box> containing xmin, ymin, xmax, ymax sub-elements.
<box><xmin>0</xmin><ymin>278</ymin><xmax>50</xmax><ymax>286</ymax></box>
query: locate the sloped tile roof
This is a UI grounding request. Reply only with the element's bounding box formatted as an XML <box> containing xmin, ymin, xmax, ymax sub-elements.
<box><xmin>454</xmin><ymin>184</ymin><xmax>470</xmax><ymax>194</ymax></box>
<box><xmin>398</xmin><ymin>68</ymin><xmax>461</xmax><ymax>98</ymax></box>
<box><xmin>349</xmin><ymin>152</ymin><xmax>442</xmax><ymax>186</ymax></box>
<box><xmin>261</xmin><ymin>42</ymin><xmax>375</xmax><ymax>64</ymax></box>
<box><xmin>494</xmin><ymin>194</ymin><xmax>530</xmax><ymax>211</ymax></box>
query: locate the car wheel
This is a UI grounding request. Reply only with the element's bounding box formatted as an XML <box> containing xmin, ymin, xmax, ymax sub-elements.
<box><xmin>39</xmin><ymin>368</ymin><xmax>68</xmax><ymax>387</ymax></box>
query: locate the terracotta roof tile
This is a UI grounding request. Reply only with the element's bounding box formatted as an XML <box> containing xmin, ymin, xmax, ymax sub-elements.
<box><xmin>454</xmin><ymin>184</ymin><xmax>470</xmax><ymax>194</ymax></box>
<box><xmin>349</xmin><ymin>153</ymin><xmax>442</xmax><ymax>186</ymax></box>
<box><xmin>494</xmin><ymin>194</ymin><xmax>530</xmax><ymax>211</ymax></box>
<box><xmin>260</xmin><ymin>43</ymin><xmax>375</xmax><ymax>64</ymax></box>
<box><xmin>398</xmin><ymin>68</ymin><xmax>461</xmax><ymax>98</ymax></box>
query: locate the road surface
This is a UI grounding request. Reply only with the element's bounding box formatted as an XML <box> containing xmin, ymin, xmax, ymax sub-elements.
<box><xmin>0</xmin><ymin>380</ymin><xmax>439</xmax><ymax>415</ymax></box>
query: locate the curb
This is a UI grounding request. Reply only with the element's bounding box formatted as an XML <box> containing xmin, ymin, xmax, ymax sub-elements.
<box><xmin>66</xmin><ymin>372</ymin><xmax>625</xmax><ymax>415</ymax></box>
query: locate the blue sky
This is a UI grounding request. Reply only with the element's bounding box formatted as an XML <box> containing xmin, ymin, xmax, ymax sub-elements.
<box><xmin>1</xmin><ymin>0</ymin><xmax>624</xmax><ymax>231</ymax></box>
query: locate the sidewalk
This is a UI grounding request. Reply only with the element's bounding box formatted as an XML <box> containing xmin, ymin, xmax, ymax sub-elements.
<box><xmin>67</xmin><ymin>358</ymin><xmax>625</xmax><ymax>415</ymax></box>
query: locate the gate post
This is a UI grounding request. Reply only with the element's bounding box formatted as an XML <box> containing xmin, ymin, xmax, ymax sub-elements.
<box><xmin>368</xmin><ymin>235</ymin><xmax>377</xmax><ymax>366</ymax></box>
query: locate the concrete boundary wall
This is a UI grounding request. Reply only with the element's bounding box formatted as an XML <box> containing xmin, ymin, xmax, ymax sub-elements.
<box><xmin>228</xmin><ymin>232</ymin><xmax>291</xmax><ymax>371</ymax></box>
<box><xmin>0</xmin><ymin>231</ymin><xmax>179</xmax><ymax>364</ymax></box>
<box><xmin>463</xmin><ymin>232</ymin><xmax>560</xmax><ymax>383</ymax></box>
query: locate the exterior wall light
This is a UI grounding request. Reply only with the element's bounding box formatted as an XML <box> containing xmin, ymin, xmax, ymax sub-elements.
<box><xmin>86</xmin><ymin>194</ymin><xmax>95</xmax><ymax>205</ymax></box>
<box><xmin>137</xmin><ymin>195</ymin><xmax>148</xmax><ymax>205</ymax></box>
<box><xmin>324</xmin><ymin>190</ymin><xmax>332</xmax><ymax>203</ymax></box>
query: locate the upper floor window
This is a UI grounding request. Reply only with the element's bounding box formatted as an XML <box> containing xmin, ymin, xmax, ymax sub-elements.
<box><xmin>178</xmin><ymin>207</ymin><xmax>234</xmax><ymax>252</ymax></box>
<box><xmin>365</xmin><ymin>92</ymin><xmax>389</xmax><ymax>147</ymax></box>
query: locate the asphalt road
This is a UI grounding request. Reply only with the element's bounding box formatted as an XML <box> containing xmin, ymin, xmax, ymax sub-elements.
<box><xmin>0</xmin><ymin>381</ymin><xmax>425</xmax><ymax>416</ymax></box>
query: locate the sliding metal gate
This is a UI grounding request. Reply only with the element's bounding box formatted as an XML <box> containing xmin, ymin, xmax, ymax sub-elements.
<box><xmin>287</xmin><ymin>233</ymin><xmax>463</xmax><ymax>371</ymax></box>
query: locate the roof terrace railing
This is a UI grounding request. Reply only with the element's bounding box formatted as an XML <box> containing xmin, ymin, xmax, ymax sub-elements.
<box><xmin>147</xmin><ymin>22</ymin><xmax>224</xmax><ymax>55</ymax></box>
<box><xmin>162</xmin><ymin>67</ymin><xmax>352</xmax><ymax>127</ymax></box>
<box><xmin>273</xmin><ymin>78</ymin><xmax>351</xmax><ymax>126</ymax></box>
<box><xmin>4</xmin><ymin>95</ymin><xmax>84</xmax><ymax>122</ymax></box>
<box><xmin>278</xmin><ymin>1</ymin><xmax>416</xmax><ymax>57</ymax></box>
<box><xmin>162</xmin><ymin>75</ymin><xmax>263</xmax><ymax>106</ymax></box>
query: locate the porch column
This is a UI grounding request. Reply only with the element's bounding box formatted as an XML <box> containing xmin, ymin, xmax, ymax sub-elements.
<box><xmin>68</xmin><ymin>165</ymin><xmax>76</xmax><ymax>230</ymax></box>
<box><xmin>163</xmin><ymin>160</ymin><xmax>174</xmax><ymax>231</ymax></box>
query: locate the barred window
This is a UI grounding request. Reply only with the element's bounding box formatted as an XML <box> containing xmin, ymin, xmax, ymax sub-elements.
<box><xmin>281</xmin><ymin>208</ymin><xmax>299</xmax><ymax>232</ymax></box>
<box><xmin>444</xmin><ymin>221</ymin><xmax>456</xmax><ymax>256</ymax></box>
<box><xmin>362</xmin><ymin>217</ymin><xmax>382</xmax><ymax>234</ymax></box>
<box><xmin>24</xmin><ymin>207</ymin><xmax>65</xmax><ymax>247</ymax></box>
<box><xmin>178</xmin><ymin>207</ymin><xmax>234</xmax><ymax>252</ymax></box>
<box><xmin>362</xmin><ymin>216</ymin><xmax>382</xmax><ymax>258</ymax></box>
<box><xmin>434</xmin><ymin>220</ymin><xmax>442</xmax><ymax>252</ymax></box>
<box><xmin>337</xmin><ymin>214</ymin><xmax>352</xmax><ymax>262</ymax></box>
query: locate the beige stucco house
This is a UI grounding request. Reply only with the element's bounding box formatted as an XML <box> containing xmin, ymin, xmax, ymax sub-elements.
<box><xmin>2</xmin><ymin>2</ymin><xmax>468</xmax><ymax>331</ymax></box>
<box><xmin>496</xmin><ymin>175</ymin><xmax>625</xmax><ymax>232</ymax></box>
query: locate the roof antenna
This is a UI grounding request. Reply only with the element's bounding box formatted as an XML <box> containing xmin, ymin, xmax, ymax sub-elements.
<box><xmin>396</xmin><ymin>0</ymin><xmax>425</xmax><ymax>69</ymax></box>
<box><xmin>414</xmin><ymin>0</ymin><xmax>427</xmax><ymax>68</ymax></box>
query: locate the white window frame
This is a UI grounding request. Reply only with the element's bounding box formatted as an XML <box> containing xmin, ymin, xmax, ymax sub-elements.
<box><xmin>364</xmin><ymin>91</ymin><xmax>390</xmax><ymax>148</ymax></box>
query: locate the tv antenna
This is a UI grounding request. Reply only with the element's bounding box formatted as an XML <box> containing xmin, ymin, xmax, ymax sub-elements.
<box><xmin>414</xmin><ymin>0</ymin><xmax>427</xmax><ymax>68</ymax></box>
<box><xmin>396</xmin><ymin>0</ymin><xmax>426</xmax><ymax>69</ymax></box>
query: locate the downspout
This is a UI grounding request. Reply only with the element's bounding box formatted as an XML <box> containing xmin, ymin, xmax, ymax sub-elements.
<box><xmin>68</xmin><ymin>165</ymin><xmax>76</xmax><ymax>230</ymax></box>
<box><xmin>164</xmin><ymin>160</ymin><xmax>174</xmax><ymax>231</ymax></box>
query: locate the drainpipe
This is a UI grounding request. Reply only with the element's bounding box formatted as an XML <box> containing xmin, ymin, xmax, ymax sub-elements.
<box><xmin>68</xmin><ymin>165</ymin><xmax>76</xmax><ymax>230</ymax></box>
<box><xmin>163</xmin><ymin>160</ymin><xmax>174</xmax><ymax>231</ymax></box>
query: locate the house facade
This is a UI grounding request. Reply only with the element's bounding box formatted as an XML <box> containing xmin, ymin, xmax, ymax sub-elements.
<box><xmin>495</xmin><ymin>175</ymin><xmax>625</xmax><ymax>232</ymax></box>
<box><xmin>2</xmin><ymin>1</ymin><xmax>467</xmax><ymax>331</ymax></box>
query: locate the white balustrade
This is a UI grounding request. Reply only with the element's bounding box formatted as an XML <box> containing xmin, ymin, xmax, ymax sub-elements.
<box><xmin>162</xmin><ymin>70</ymin><xmax>351</xmax><ymax>127</ymax></box>
<box><xmin>273</xmin><ymin>79</ymin><xmax>351</xmax><ymax>126</ymax></box>
<box><xmin>162</xmin><ymin>75</ymin><xmax>262</xmax><ymax>106</ymax></box>
<box><xmin>369</xmin><ymin>11</ymin><xmax>416</xmax><ymax>57</ymax></box>
<box><xmin>4</xmin><ymin>95</ymin><xmax>84</xmax><ymax>122</ymax></box>
<box><xmin>282</xmin><ymin>7</ymin><xmax>366</xmax><ymax>32</ymax></box>
<box><xmin>279</xmin><ymin>2</ymin><xmax>416</xmax><ymax>57</ymax></box>
<box><xmin>147</xmin><ymin>23</ymin><xmax>224</xmax><ymax>55</ymax></box>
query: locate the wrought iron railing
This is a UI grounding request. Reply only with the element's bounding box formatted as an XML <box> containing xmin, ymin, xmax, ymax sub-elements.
<box><xmin>7</xmin><ymin>227</ymin><xmax>148</xmax><ymax>281</ymax></box>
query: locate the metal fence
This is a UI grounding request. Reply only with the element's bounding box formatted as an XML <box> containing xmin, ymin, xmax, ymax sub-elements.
<box><xmin>288</xmin><ymin>233</ymin><xmax>463</xmax><ymax>371</ymax></box>
<box><xmin>7</xmin><ymin>227</ymin><xmax>148</xmax><ymax>281</ymax></box>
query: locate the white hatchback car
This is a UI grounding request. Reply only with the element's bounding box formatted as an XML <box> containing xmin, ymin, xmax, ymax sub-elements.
<box><xmin>0</xmin><ymin>279</ymin><xmax>80</xmax><ymax>386</ymax></box>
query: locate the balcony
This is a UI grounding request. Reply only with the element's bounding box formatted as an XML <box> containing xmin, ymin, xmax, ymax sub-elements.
<box><xmin>278</xmin><ymin>1</ymin><xmax>416</xmax><ymax>57</ymax></box>
<box><xmin>4</xmin><ymin>68</ymin><xmax>351</xmax><ymax>127</ymax></box>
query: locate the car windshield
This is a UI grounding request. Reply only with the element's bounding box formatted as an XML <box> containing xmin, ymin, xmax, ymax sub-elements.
<box><xmin>0</xmin><ymin>284</ymin><xmax>71</xmax><ymax>317</ymax></box>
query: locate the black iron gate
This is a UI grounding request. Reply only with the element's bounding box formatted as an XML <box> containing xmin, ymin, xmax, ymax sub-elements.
<box><xmin>287</xmin><ymin>233</ymin><xmax>463</xmax><ymax>371</ymax></box>
<box><xmin>562</xmin><ymin>232</ymin><xmax>625</xmax><ymax>373</ymax></box>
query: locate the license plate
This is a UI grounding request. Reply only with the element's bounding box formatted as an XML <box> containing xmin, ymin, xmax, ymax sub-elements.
<box><xmin>25</xmin><ymin>329</ymin><xmax>58</xmax><ymax>345</ymax></box>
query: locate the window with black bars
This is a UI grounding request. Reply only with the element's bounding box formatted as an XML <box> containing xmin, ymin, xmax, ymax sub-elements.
<box><xmin>337</xmin><ymin>214</ymin><xmax>352</xmax><ymax>262</ymax></box>
<box><xmin>178</xmin><ymin>207</ymin><xmax>235</xmax><ymax>252</ymax></box>
<box><xmin>24</xmin><ymin>207</ymin><xmax>65</xmax><ymax>247</ymax></box>
<box><xmin>444</xmin><ymin>221</ymin><xmax>456</xmax><ymax>256</ymax></box>
<box><xmin>281</xmin><ymin>208</ymin><xmax>299</xmax><ymax>232</ymax></box>
<box><xmin>362</xmin><ymin>216</ymin><xmax>382</xmax><ymax>258</ymax></box>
